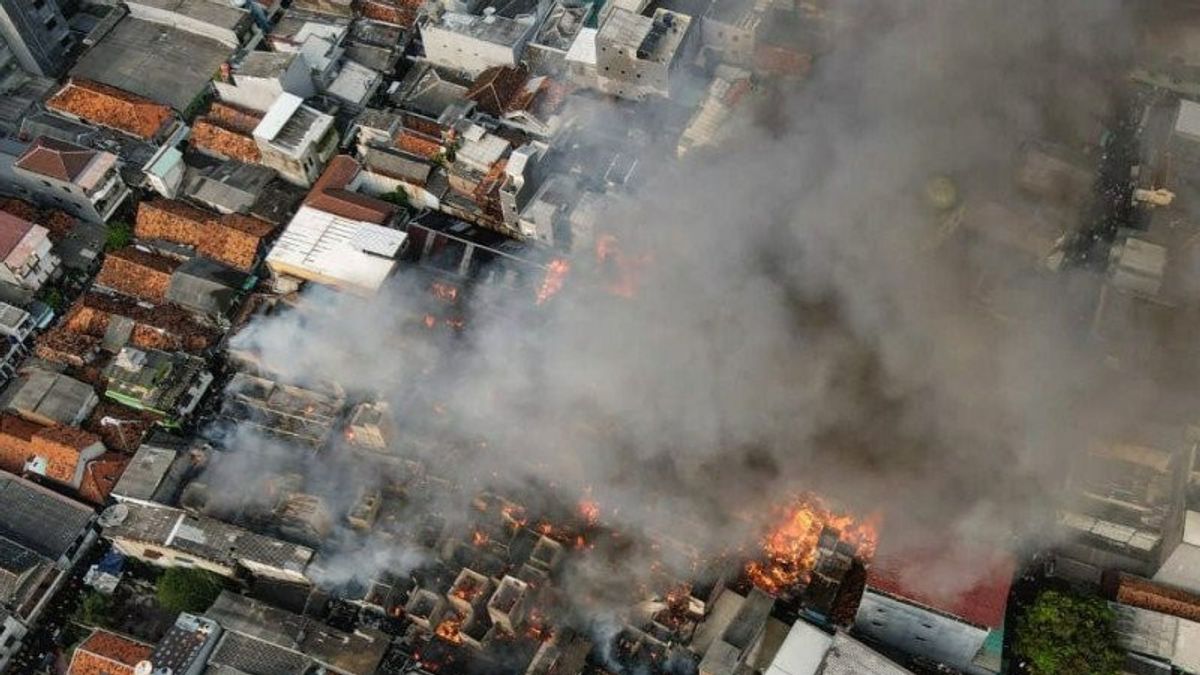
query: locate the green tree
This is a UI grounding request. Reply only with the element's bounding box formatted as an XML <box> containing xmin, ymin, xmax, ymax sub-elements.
<box><xmin>155</xmin><ymin>568</ymin><xmax>224</xmax><ymax>614</ymax></box>
<box><xmin>1014</xmin><ymin>589</ymin><xmax>1124</xmax><ymax>675</ymax></box>
<box><xmin>105</xmin><ymin>221</ymin><xmax>132</xmax><ymax>251</ymax></box>
<box><xmin>74</xmin><ymin>591</ymin><xmax>114</xmax><ymax>627</ymax></box>
<box><xmin>380</xmin><ymin>189</ymin><xmax>411</xmax><ymax>208</ymax></box>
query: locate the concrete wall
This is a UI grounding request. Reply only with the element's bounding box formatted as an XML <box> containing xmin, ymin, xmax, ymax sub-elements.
<box><xmin>854</xmin><ymin>590</ymin><xmax>989</xmax><ymax>673</ymax></box>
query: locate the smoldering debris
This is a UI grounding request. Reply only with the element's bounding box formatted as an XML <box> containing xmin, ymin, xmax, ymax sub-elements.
<box><xmin>214</xmin><ymin>0</ymin><xmax>1183</xmax><ymax>644</ymax></box>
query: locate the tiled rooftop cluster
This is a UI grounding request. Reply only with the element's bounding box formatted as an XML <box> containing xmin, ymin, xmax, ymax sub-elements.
<box><xmin>1</xmin><ymin>1</ymin><xmax>1197</xmax><ymax>674</ymax></box>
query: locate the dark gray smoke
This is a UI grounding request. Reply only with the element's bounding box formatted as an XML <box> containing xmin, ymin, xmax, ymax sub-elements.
<box><xmin>221</xmin><ymin>0</ymin><xmax>1172</xmax><ymax>608</ymax></box>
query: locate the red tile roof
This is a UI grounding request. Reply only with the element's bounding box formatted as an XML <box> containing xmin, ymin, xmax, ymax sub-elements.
<box><xmin>136</xmin><ymin>199</ymin><xmax>275</xmax><ymax>272</ymax></box>
<box><xmin>0</xmin><ymin>211</ymin><xmax>34</xmax><ymax>260</ymax></box>
<box><xmin>48</xmin><ymin>79</ymin><xmax>173</xmax><ymax>141</ymax></box>
<box><xmin>467</xmin><ymin>65</ymin><xmax>530</xmax><ymax>117</ymax></box>
<box><xmin>356</xmin><ymin>0</ymin><xmax>423</xmax><ymax>27</ymax></box>
<box><xmin>304</xmin><ymin>155</ymin><xmax>395</xmax><ymax>224</ymax></box>
<box><xmin>15</xmin><ymin>137</ymin><xmax>98</xmax><ymax>183</ymax></box>
<box><xmin>68</xmin><ymin>630</ymin><xmax>152</xmax><ymax>675</ymax></box>
<box><xmin>867</xmin><ymin>547</ymin><xmax>1014</xmax><ymax>629</ymax></box>
<box><xmin>78</xmin><ymin>453</ymin><xmax>129</xmax><ymax>505</ymax></box>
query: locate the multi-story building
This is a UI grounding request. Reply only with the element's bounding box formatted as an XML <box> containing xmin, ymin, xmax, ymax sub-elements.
<box><xmin>253</xmin><ymin>93</ymin><xmax>339</xmax><ymax>187</ymax></box>
<box><xmin>12</xmin><ymin>136</ymin><xmax>131</xmax><ymax>223</ymax></box>
<box><xmin>0</xmin><ymin>0</ymin><xmax>71</xmax><ymax>78</ymax></box>
<box><xmin>594</xmin><ymin>7</ymin><xmax>693</xmax><ymax>100</ymax></box>
<box><xmin>0</xmin><ymin>472</ymin><xmax>97</xmax><ymax>672</ymax></box>
<box><xmin>0</xmin><ymin>211</ymin><xmax>58</xmax><ymax>292</ymax></box>
<box><xmin>421</xmin><ymin>1</ymin><xmax>547</xmax><ymax>78</ymax></box>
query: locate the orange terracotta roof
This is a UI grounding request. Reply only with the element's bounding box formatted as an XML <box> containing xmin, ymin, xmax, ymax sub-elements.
<box><xmin>205</xmin><ymin>101</ymin><xmax>264</xmax><ymax>135</ymax></box>
<box><xmin>1110</xmin><ymin>573</ymin><xmax>1200</xmax><ymax>623</ymax></box>
<box><xmin>304</xmin><ymin>155</ymin><xmax>395</xmax><ymax>224</ymax></box>
<box><xmin>191</xmin><ymin>120</ymin><xmax>261</xmax><ymax>164</ymax></box>
<box><xmin>356</xmin><ymin>0</ymin><xmax>422</xmax><ymax>27</ymax></box>
<box><xmin>78</xmin><ymin>453</ymin><xmax>129</xmax><ymax>505</ymax></box>
<box><xmin>35</xmin><ymin>327</ymin><xmax>101</xmax><ymax>368</ymax></box>
<box><xmin>135</xmin><ymin>200</ymin><xmax>274</xmax><ymax>272</ymax></box>
<box><xmin>68</xmin><ymin>630</ymin><xmax>153</xmax><ymax>675</ymax></box>
<box><xmin>95</xmin><ymin>247</ymin><xmax>180</xmax><ymax>304</ymax></box>
<box><xmin>48</xmin><ymin>79</ymin><xmax>173</xmax><ymax>141</ymax></box>
<box><xmin>0</xmin><ymin>413</ymin><xmax>40</xmax><ymax>475</ymax></box>
<box><xmin>395</xmin><ymin>131</ymin><xmax>442</xmax><ymax>159</ymax></box>
<box><xmin>15</xmin><ymin>137</ymin><xmax>98</xmax><ymax>183</ymax></box>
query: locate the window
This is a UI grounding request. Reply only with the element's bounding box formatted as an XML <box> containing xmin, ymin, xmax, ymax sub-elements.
<box><xmin>44</xmin><ymin>17</ymin><xmax>58</xmax><ymax>31</ymax></box>
<box><xmin>41</xmin><ymin>180</ymin><xmax>51</xmax><ymax>188</ymax></box>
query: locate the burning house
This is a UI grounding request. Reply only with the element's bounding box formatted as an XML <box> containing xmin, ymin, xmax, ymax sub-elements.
<box><xmin>102</xmin><ymin>501</ymin><xmax>314</xmax><ymax>584</ymax></box>
<box><xmin>220</xmin><ymin>372</ymin><xmax>346</xmax><ymax>448</ymax></box>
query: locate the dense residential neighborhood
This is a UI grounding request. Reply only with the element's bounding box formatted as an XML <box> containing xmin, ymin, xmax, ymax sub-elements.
<box><xmin>0</xmin><ymin>1</ymin><xmax>1197</xmax><ymax>674</ymax></box>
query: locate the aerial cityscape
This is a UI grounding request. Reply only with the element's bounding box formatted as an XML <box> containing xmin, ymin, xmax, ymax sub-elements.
<box><xmin>0</xmin><ymin>0</ymin><xmax>1196</xmax><ymax>674</ymax></box>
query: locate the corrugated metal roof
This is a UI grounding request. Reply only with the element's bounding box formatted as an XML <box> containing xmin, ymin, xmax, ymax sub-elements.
<box><xmin>266</xmin><ymin>205</ymin><xmax>405</xmax><ymax>293</ymax></box>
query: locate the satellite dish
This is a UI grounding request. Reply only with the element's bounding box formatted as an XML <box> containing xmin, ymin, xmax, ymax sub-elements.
<box><xmin>99</xmin><ymin>503</ymin><xmax>129</xmax><ymax>527</ymax></box>
<box><xmin>134</xmin><ymin>661</ymin><xmax>153</xmax><ymax>675</ymax></box>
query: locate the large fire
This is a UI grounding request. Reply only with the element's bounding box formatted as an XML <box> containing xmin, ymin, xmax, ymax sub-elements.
<box><xmin>745</xmin><ymin>497</ymin><xmax>878</xmax><ymax>596</ymax></box>
<box><xmin>596</xmin><ymin>234</ymin><xmax>650</xmax><ymax>298</ymax></box>
<box><xmin>435</xmin><ymin>613</ymin><xmax>465</xmax><ymax>644</ymax></box>
<box><xmin>535</xmin><ymin>259</ymin><xmax>570</xmax><ymax>305</ymax></box>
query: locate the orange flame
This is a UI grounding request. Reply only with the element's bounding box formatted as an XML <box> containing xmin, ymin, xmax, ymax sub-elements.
<box><xmin>745</xmin><ymin>498</ymin><xmax>878</xmax><ymax>596</ymax></box>
<box><xmin>535</xmin><ymin>259</ymin><xmax>570</xmax><ymax>305</ymax></box>
<box><xmin>472</xmin><ymin>530</ymin><xmax>489</xmax><ymax>547</ymax></box>
<box><xmin>431</xmin><ymin>281</ymin><xmax>459</xmax><ymax>303</ymax></box>
<box><xmin>578</xmin><ymin>499</ymin><xmax>600</xmax><ymax>526</ymax></box>
<box><xmin>435</xmin><ymin>614</ymin><xmax>464</xmax><ymax>643</ymax></box>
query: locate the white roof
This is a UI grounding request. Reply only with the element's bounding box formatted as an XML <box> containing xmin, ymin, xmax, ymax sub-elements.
<box><xmin>764</xmin><ymin>620</ymin><xmax>831</xmax><ymax>675</ymax></box>
<box><xmin>1177</xmin><ymin>99</ymin><xmax>1200</xmax><ymax>140</ymax></box>
<box><xmin>458</xmin><ymin>133</ymin><xmax>510</xmax><ymax>171</ymax></box>
<box><xmin>566</xmin><ymin>27</ymin><xmax>598</xmax><ymax>66</ymax></box>
<box><xmin>254</xmin><ymin>93</ymin><xmax>305</xmax><ymax>142</ymax></box>
<box><xmin>266</xmin><ymin>205</ymin><xmax>406</xmax><ymax>293</ymax></box>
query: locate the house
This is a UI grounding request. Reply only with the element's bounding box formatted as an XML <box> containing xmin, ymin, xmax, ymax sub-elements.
<box><xmin>12</xmin><ymin>137</ymin><xmax>131</xmax><ymax>223</ymax></box>
<box><xmin>94</xmin><ymin>246</ymin><xmax>180</xmax><ymax>305</ymax></box>
<box><xmin>145</xmin><ymin>613</ymin><xmax>222</xmax><ymax>675</ymax></box>
<box><xmin>421</xmin><ymin>2</ymin><xmax>546</xmax><ymax>78</ymax></box>
<box><xmin>763</xmin><ymin>620</ymin><xmax>913</xmax><ymax>675</ymax></box>
<box><xmin>110</xmin><ymin>440</ymin><xmax>193</xmax><ymax>507</ymax></box>
<box><xmin>853</xmin><ymin>546</ymin><xmax>1014</xmax><ymax>675</ymax></box>
<box><xmin>136</xmin><ymin>199</ymin><xmax>277</xmax><ymax>272</ymax></box>
<box><xmin>593</xmin><ymin>7</ymin><xmax>694</xmax><ymax>100</ymax></box>
<box><xmin>66</xmin><ymin>630</ymin><xmax>153</xmax><ymax>675</ymax></box>
<box><xmin>68</xmin><ymin>16</ymin><xmax>235</xmax><ymax>116</ymax></box>
<box><xmin>0</xmin><ymin>413</ymin><xmax>114</xmax><ymax>497</ymax></box>
<box><xmin>101</xmin><ymin>347</ymin><xmax>214</xmax><ymax>426</ymax></box>
<box><xmin>1111</xmin><ymin>601</ymin><xmax>1200</xmax><ymax>674</ymax></box>
<box><xmin>46</xmin><ymin>79</ymin><xmax>177</xmax><ymax>144</ymax></box>
<box><xmin>103</xmin><ymin>501</ymin><xmax>313</xmax><ymax>584</ymax></box>
<box><xmin>0</xmin><ymin>472</ymin><xmax>98</xmax><ymax>672</ymax></box>
<box><xmin>525</xmin><ymin>0</ymin><xmax>595</xmax><ymax>75</ymax></box>
<box><xmin>0</xmin><ymin>301</ymin><xmax>32</xmax><ymax>381</ymax></box>
<box><xmin>220</xmin><ymin>371</ymin><xmax>345</xmax><ymax>447</ymax></box>
<box><xmin>304</xmin><ymin>154</ymin><xmax>399</xmax><ymax>225</ymax></box>
<box><xmin>678</xmin><ymin>65</ymin><xmax>753</xmax><ymax>157</ymax></box>
<box><xmin>265</xmin><ymin>204</ymin><xmax>407</xmax><ymax>294</ymax></box>
<box><xmin>214</xmin><ymin>51</ymin><xmax>316</xmax><ymax>114</ymax></box>
<box><xmin>2</xmin><ymin>366</ymin><xmax>98</xmax><ymax>426</ymax></box>
<box><xmin>0</xmin><ymin>212</ymin><xmax>59</xmax><ymax>291</ymax></box>
<box><xmin>252</xmin><ymin>93</ymin><xmax>339</xmax><ymax>187</ymax></box>
<box><xmin>204</xmin><ymin>591</ymin><xmax>389</xmax><ymax>675</ymax></box>
<box><xmin>60</xmin><ymin>292</ymin><xmax>221</xmax><ymax>356</ymax></box>
<box><xmin>1056</xmin><ymin>441</ymin><xmax>1193</xmax><ymax>584</ymax></box>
